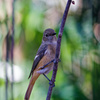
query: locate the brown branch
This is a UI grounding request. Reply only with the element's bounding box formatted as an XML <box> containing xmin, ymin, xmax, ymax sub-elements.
<box><xmin>5</xmin><ymin>32</ymin><xmax>9</xmax><ymax>100</ymax></box>
<box><xmin>46</xmin><ymin>0</ymin><xmax>72</xmax><ymax>100</ymax></box>
<box><xmin>11</xmin><ymin>0</ymin><xmax>15</xmax><ymax>100</ymax></box>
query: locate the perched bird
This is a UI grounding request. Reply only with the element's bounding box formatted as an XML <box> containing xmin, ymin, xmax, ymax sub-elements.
<box><xmin>24</xmin><ymin>28</ymin><xmax>57</xmax><ymax>100</ymax></box>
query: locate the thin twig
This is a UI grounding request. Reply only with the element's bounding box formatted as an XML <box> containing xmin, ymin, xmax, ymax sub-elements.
<box><xmin>11</xmin><ymin>0</ymin><xmax>15</xmax><ymax>100</ymax></box>
<box><xmin>5</xmin><ymin>32</ymin><xmax>9</xmax><ymax>100</ymax></box>
<box><xmin>46</xmin><ymin>0</ymin><xmax>72</xmax><ymax>100</ymax></box>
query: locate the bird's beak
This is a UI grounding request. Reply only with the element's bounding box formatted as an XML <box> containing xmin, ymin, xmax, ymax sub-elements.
<box><xmin>52</xmin><ymin>32</ymin><xmax>56</xmax><ymax>36</ymax></box>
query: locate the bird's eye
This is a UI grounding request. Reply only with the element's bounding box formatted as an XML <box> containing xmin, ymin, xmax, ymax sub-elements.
<box><xmin>46</xmin><ymin>34</ymin><xmax>49</xmax><ymax>37</ymax></box>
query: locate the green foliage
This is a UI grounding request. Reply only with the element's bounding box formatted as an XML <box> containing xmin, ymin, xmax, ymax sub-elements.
<box><xmin>0</xmin><ymin>79</ymin><xmax>4</xmax><ymax>86</ymax></box>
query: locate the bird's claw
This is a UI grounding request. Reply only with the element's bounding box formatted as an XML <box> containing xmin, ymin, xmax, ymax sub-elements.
<box><xmin>49</xmin><ymin>80</ymin><xmax>55</xmax><ymax>87</ymax></box>
<box><xmin>53</xmin><ymin>59</ymin><xmax>61</xmax><ymax>64</ymax></box>
<box><xmin>58</xmin><ymin>59</ymin><xmax>61</xmax><ymax>62</ymax></box>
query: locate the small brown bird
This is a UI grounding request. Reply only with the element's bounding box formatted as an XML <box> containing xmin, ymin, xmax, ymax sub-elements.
<box><xmin>24</xmin><ymin>28</ymin><xmax>57</xmax><ymax>100</ymax></box>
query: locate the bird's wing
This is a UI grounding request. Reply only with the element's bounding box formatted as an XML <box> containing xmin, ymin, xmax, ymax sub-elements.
<box><xmin>28</xmin><ymin>44</ymin><xmax>48</xmax><ymax>79</ymax></box>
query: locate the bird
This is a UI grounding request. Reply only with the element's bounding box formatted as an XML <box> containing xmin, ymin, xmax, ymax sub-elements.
<box><xmin>24</xmin><ymin>28</ymin><xmax>57</xmax><ymax>100</ymax></box>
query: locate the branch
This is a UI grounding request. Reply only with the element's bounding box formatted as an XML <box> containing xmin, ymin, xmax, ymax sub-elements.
<box><xmin>11</xmin><ymin>0</ymin><xmax>15</xmax><ymax>99</ymax></box>
<box><xmin>46</xmin><ymin>0</ymin><xmax>72</xmax><ymax>100</ymax></box>
<box><xmin>5</xmin><ymin>32</ymin><xmax>9</xmax><ymax>100</ymax></box>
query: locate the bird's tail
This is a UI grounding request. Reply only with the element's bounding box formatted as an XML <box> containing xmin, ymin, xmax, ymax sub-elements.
<box><xmin>24</xmin><ymin>72</ymin><xmax>40</xmax><ymax>100</ymax></box>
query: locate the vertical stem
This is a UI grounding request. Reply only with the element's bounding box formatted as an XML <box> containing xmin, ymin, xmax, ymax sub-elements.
<box><xmin>5</xmin><ymin>33</ymin><xmax>9</xmax><ymax>100</ymax></box>
<box><xmin>11</xmin><ymin>0</ymin><xmax>15</xmax><ymax>99</ymax></box>
<box><xmin>46</xmin><ymin>0</ymin><xmax>72</xmax><ymax>100</ymax></box>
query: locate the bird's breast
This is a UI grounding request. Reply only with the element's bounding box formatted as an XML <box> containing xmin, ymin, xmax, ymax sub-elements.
<box><xmin>47</xmin><ymin>43</ymin><xmax>56</xmax><ymax>55</ymax></box>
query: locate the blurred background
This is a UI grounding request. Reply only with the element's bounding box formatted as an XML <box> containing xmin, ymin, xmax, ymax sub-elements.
<box><xmin>0</xmin><ymin>0</ymin><xmax>100</xmax><ymax>100</ymax></box>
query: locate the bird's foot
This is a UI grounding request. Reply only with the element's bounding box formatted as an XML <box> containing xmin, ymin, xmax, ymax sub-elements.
<box><xmin>58</xmin><ymin>59</ymin><xmax>61</xmax><ymax>62</ymax></box>
<box><xmin>53</xmin><ymin>58</ymin><xmax>61</xmax><ymax>64</ymax></box>
<box><xmin>49</xmin><ymin>80</ymin><xmax>55</xmax><ymax>87</ymax></box>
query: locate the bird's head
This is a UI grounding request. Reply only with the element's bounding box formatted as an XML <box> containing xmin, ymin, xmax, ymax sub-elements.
<box><xmin>42</xmin><ymin>28</ymin><xmax>57</xmax><ymax>43</ymax></box>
